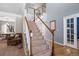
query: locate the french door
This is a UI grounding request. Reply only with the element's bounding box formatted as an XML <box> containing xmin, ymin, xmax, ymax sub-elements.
<box><xmin>63</xmin><ymin>14</ymin><xmax>77</xmax><ymax>49</ymax></box>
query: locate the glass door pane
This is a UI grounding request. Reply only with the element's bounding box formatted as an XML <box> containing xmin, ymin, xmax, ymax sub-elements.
<box><xmin>70</xmin><ymin>18</ymin><xmax>74</xmax><ymax>45</ymax></box>
<box><xmin>64</xmin><ymin>14</ymin><xmax>77</xmax><ymax>49</ymax></box>
<box><xmin>66</xmin><ymin>18</ymin><xmax>74</xmax><ymax>45</ymax></box>
<box><xmin>67</xmin><ymin>19</ymin><xmax>71</xmax><ymax>44</ymax></box>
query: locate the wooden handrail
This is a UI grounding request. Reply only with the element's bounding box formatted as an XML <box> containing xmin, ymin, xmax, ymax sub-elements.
<box><xmin>36</xmin><ymin>15</ymin><xmax>53</xmax><ymax>33</ymax></box>
<box><xmin>25</xmin><ymin>17</ymin><xmax>32</xmax><ymax>56</ymax></box>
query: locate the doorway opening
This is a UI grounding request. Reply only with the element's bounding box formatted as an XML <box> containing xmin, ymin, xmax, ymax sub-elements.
<box><xmin>0</xmin><ymin>16</ymin><xmax>24</xmax><ymax>56</ymax></box>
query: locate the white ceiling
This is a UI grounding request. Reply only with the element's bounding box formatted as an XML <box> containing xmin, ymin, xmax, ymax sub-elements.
<box><xmin>0</xmin><ymin>3</ymin><xmax>46</xmax><ymax>16</ymax></box>
<box><xmin>25</xmin><ymin>3</ymin><xmax>44</xmax><ymax>9</ymax></box>
<box><xmin>0</xmin><ymin>3</ymin><xmax>24</xmax><ymax>15</ymax></box>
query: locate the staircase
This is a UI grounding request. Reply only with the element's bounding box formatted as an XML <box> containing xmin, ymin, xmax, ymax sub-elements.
<box><xmin>28</xmin><ymin>21</ymin><xmax>51</xmax><ymax>56</ymax></box>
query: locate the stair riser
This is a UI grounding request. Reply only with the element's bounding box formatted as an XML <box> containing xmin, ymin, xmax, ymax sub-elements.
<box><xmin>33</xmin><ymin>33</ymin><xmax>42</xmax><ymax>36</ymax></box>
<box><xmin>33</xmin><ymin>31</ymin><xmax>41</xmax><ymax>34</ymax></box>
<box><xmin>32</xmin><ymin>41</ymin><xmax>46</xmax><ymax>46</ymax></box>
<box><xmin>33</xmin><ymin>34</ymin><xmax>42</xmax><ymax>37</ymax></box>
<box><xmin>34</xmin><ymin>50</ymin><xmax>51</xmax><ymax>56</ymax></box>
<box><xmin>32</xmin><ymin>39</ymin><xmax>45</xmax><ymax>43</ymax></box>
<box><xmin>33</xmin><ymin>36</ymin><xmax>44</xmax><ymax>39</ymax></box>
<box><xmin>33</xmin><ymin>37</ymin><xmax>44</xmax><ymax>40</ymax></box>
<box><xmin>34</xmin><ymin>26</ymin><xmax>39</xmax><ymax>31</ymax></box>
<box><xmin>32</xmin><ymin>42</ymin><xmax>46</xmax><ymax>47</ymax></box>
<box><xmin>33</xmin><ymin>48</ymin><xmax>51</xmax><ymax>56</ymax></box>
<box><xmin>33</xmin><ymin>28</ymin><xmax>39</xmax><ymax>30</ymax></box>
<box><xmin>32</xmin><ymin>45</ymin><xmax>48</xmax><ymax>54</ymax></box>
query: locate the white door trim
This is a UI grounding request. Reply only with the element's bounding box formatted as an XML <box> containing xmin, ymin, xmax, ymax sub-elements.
<box><xmin>63</xmin><ymin>14</ymin><xmax>77</xmax><ymax>49</ymax></box>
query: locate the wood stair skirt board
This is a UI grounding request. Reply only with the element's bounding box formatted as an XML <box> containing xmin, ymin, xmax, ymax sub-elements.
<box><xmin>28</xmin><ymin>21</ymin><xmax>51</xmax><ymax>56</ymax></box>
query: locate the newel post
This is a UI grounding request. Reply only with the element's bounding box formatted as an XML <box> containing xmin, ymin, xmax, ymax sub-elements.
<box><xmin>50</xmin><ymin>20</ymin><xmax>56</xmax><ymax>56</ymax></box>
<box><xmin>29</xmin><ymin>30</ymin><xmax>33</xmax><ymax>56</ymax></box>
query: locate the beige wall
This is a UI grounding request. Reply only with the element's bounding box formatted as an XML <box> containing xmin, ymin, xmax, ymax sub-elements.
<box><xmin>15</xmin><ymin>16</ymin><xmax>23</xmax><ymax>33</ymax></box>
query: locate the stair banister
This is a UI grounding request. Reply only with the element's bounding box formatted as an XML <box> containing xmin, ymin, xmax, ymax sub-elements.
<box><xmin>35</xmin><ymin>8</ymin><xmax>56</xmax><ymax>56</ymax></box>
<box><xmin>25</xmin><ymin>17</ymin><xmax>32</xmax><ymax>56</ymax></box>
<box><xmin>26</xmin><ymin>6</ymin><xmax>56</xmax><ymax>56</ymax></box>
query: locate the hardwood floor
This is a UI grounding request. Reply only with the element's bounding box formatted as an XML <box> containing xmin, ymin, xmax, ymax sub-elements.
<box><xmin>54</xmin><ymin>43</ymin><xmax>79</xmax><ymax>56</ymax></box>
<box><xmin>0</xmin><ymin>39</ymin><xmax>79</xmax><ymax>56</ymax></box>
<box><xmin>0</xmin><ymin>40</ymin><xmax>25</xmax><ymax>56</ymax></box>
